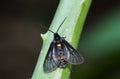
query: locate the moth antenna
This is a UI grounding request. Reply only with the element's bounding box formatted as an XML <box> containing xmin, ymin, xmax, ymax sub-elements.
<box><xmin>56</xmin><ymin>17</ymin><xmax>67</xmax><ymax>33</ymax></box>
<box><xmin>48</xmin><ymin>29</ymin><xmax>55</xmax><ymax>34</ymax></box>
<box><xmin>40</xmin><ymin>17</ymin><xmax>67</xmax><ymax>34</ymax></box>
<box><xmin>40</xmin><ymin>24</ymin><xmax>55</xmax><ymax>34</ymax></box>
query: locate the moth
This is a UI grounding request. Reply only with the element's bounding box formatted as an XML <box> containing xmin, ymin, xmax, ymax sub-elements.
<box><xmin>43</xmin><ymin>18</ymin><xmax>84</xmax><ymax>72</ymax></box>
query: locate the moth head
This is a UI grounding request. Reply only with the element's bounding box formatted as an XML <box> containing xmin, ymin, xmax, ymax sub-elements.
<box><xmin>54</xmin><ymin>33</ymin><xmax>61</xmax><ymax>41</ymax></box>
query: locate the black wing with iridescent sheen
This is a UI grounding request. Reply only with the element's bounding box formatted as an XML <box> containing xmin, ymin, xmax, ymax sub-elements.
<box><xmin>43</xmin><ymin>42</ymin><xmax>57</xmax><ymax>72</ymax></box>
<box><xmin>62</xmin><ymin>40</ymin><xmax>84</xmax><ymax>64</ymax></box>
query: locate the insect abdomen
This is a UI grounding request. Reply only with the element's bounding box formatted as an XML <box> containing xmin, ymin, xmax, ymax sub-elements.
<box><xmin>55</xmin><ymin>43</ymin><xmax>67</xmax><ymax>67</ymax></box>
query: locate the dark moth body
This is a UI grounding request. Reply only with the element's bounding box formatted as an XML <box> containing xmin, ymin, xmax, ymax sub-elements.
<box><xmin>52</xmin><ymin>33</ymin><xmax>68</xmax><ymax>68</ymax></box>
<box><xmin>43</xmin><ymin>33</ymin><xmax>84</xmax><ymax>72</ymax></box>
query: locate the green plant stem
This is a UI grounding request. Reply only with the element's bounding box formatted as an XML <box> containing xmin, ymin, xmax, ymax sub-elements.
<box><xmin>32</xmin><ymin>0</ymin><xmax>92</xmax><ymax>79</ymax></box>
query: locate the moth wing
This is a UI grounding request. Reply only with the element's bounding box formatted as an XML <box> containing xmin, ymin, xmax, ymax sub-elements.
<box><xmin>62</xmin><ymin>40</ymin><xmax>84</xmax><ymax>64</ymax></box>
<box><xmin>43</xmin><ymin>42</ymin><xmax>57</xmax><ymax>72</ymax></box>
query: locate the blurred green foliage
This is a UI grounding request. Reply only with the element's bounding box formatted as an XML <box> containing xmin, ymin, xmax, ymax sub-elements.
<box><xmin>72</xmin><ymin>5</ymin><xmax>120</xmax><ymax>79</ymax></box>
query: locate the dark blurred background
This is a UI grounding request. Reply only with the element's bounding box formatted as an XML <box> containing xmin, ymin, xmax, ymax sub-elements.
<box><xmin>0</xmin><ymin>0</ymin><xmax>120</xmax><ymax>79</ymax></box>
